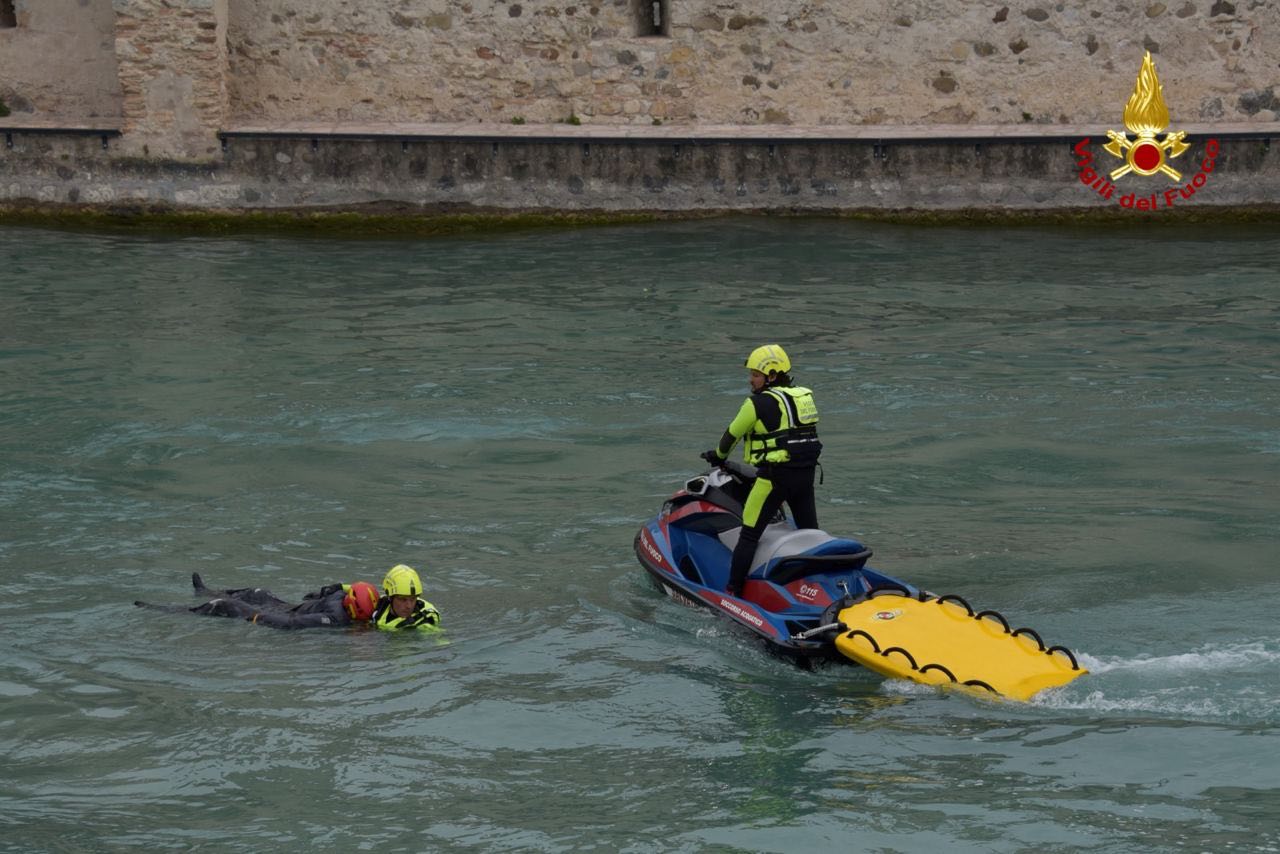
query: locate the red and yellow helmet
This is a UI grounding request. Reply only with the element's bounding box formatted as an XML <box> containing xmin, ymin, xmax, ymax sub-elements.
<box><xmin>342</xmin><ymin>581</ymin><xmax>380</xmax><ymax>621</ymax></box>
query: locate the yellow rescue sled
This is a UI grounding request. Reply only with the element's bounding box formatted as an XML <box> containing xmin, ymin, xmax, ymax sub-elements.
<box><xmin>833</xmin><ymin>592</ymin><xmax>1087</xmax><ymax>701</ymax></box>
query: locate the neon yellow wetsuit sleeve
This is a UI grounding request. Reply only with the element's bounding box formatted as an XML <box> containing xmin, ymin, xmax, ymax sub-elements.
<box><xmin>715</xmin><ymin>398</ymin><xmax>760</xmax><ymax>461</ymax></box>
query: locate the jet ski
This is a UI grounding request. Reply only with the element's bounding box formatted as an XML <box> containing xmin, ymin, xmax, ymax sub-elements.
<box><xmin>634</xmin><ymin>461</ymin><xmax>1087</xmax><ymax>700</ymax></box>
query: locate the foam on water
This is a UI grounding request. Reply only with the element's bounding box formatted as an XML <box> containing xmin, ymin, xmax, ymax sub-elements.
<box><xmin>1078</xmin><ymin>640</ymin><xmax>1280</xmax><ymax>676</ymax></box>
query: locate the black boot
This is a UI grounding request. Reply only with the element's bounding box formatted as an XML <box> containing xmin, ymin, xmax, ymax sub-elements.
<box><xmin>726</xmin><ymin>529</ymin><xmax>761</xmax><ymax>597</ymax></box>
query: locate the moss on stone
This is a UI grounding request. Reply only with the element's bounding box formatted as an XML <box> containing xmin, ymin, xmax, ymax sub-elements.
<box><xmin>0</xmin><ymin>203</ymin><xmax>694</xmax><ymax>237</ymax></box>
<box><xmin>1</xmin><ymin>201</ymin><xmax>1278</xmax><ymax>237</ymax></box>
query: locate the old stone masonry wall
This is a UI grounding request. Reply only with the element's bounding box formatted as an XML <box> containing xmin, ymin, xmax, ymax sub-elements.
<box><xmin>2</xmin><ymin>0</ymin><xmax>1277</xmax><ymax>151</ymax></box>
<box><xmin>1</xmin><ymin>0</ymin><xmax>1277</xmax><ymax>214</ymax></box>
<box><xmin>226</xmin><ymin>0</ymin><xmax>1277</xmax><ymax>128</ymax></box>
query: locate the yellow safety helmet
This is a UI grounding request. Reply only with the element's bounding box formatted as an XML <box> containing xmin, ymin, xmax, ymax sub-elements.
<box><xmin>744</xmin><ymin>344</ymin><xmax>791</xmax><ymax>376</ymax></box>
<box><xmin>382</xmin><ymin>564</ymin><xmax>422</xmax><ymax>598</ymax></box>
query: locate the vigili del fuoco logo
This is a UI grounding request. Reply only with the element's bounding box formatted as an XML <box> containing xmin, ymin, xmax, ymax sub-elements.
<box><xmin>1074</xmin><ymin>51</ymin><xmax>1219</xmax><ymax>211</ymax></box>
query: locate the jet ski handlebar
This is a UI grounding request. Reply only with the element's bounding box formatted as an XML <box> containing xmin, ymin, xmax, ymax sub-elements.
<box><xmin>701</xmin><ymin>448</ymin><xmax>757</xmax><ymax>481</ymax></box>
<box><xmin>721</xmin><ymin>459</ymin><xmax>757</xmax><ymax>480</ymax></box>
<box><xmin>700</xmin><ymin>455</ymin><xmax>757</xmax><ymax>481</ymax></box>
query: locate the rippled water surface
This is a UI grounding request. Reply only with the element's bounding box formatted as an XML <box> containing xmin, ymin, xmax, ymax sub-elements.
<box><xmin>2</xmin><ymin>219</ymin><xmax>1278</xmax><ymax>852</ymax></box>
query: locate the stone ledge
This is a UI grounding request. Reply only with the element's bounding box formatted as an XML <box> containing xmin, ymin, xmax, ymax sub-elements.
<box><xmin>215</xmin><ymin>120</ymin><xmax>1280</xmax><ymax>144</ymax></box>
<box><xmin>0</xmin><ymin>118</ymin><xmax>124</xmax><ymax>134</ymax></box>
<box><xmin>4</xmin><ymin>119</ymin><xmax>1277</xmax><ymax>144</ymax></box>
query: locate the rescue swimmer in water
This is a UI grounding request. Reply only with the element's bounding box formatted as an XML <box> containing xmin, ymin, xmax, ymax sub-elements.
<box><xmin>702</xmin><ymin>344</ymin><xmax>823</xmax><ymax>597</ymax></box>
<box><xmin>135</xmin><ymin>563</ymin><xmax>441</xmax><ymax>631</ymax></box>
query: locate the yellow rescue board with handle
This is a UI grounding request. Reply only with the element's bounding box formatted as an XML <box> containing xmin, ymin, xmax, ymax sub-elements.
<box><xmin>834</xmin><ymin>593</ymin><xmax>1087</xmax><ymax>701</ymax></box>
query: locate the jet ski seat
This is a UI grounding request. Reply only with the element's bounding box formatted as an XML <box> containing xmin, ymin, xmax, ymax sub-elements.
<box><xmin>717</xmin><ymin>526</ymin><xmax>873</xmax><ymax>583</ymax></box>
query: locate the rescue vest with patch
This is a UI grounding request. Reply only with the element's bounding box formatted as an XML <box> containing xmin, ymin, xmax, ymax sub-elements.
<box><xmin>372</xmin><ymin>597</ymin><xmax>441</xmax><ymax>631</ymax></box>
<box><xmin>746</xmin><ymin>385</ymin><xmax>822</xmax><ymax>466</ymax></box>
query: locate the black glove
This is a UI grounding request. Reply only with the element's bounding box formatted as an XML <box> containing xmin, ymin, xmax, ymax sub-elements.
<box><xmin>700</xmin><ymin>449</ymin><xmax>724</xmax><ymax>467</ymax></box>
<box><xmin>307</xmin><ymin>583</ymin><xmax>343</xmax><ymax>599</ymax></box>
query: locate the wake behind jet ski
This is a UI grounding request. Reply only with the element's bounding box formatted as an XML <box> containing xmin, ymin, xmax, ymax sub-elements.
<box><xmin>634</xmin><ymin>460</ymin><xmax>1088</xmax><ymax>700</ymax></box>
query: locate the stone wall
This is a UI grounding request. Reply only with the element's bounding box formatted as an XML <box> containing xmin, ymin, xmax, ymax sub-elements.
<box><xmin>1</xmin><ymin>0</ymin><xmax>1276</xmax><ymax>182</ymax></box>
<box><xmin>4</xmin><ymin>130</ymin><xmax>1276</xmax><ymax>214</ymax></box>
<box><xmin>3</xmin><ymin>1</ymin><xmax>1277</xmax><ymax>133</ymax></box>
<box><xmin>0</xmin><ymin>0</ymin><xmax>122</xmax><ymax>118</ymax></box>
<box><xmin>225</xmin><ymin>0</ymin><xmax>1277</xmax><ymax>127</ymax></box>
<box><xmin>113</xmin><ymin>0</ymin><xmax>229</xmax><ymax>159</ymax></box>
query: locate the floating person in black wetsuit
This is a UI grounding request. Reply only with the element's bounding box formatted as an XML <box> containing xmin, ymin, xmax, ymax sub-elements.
<box><xmin>136</xmin><ymin>573</ymin><xmax>381</xmax><ymax>628</ymax></box>
<box><xmin>136</xmin><ymin>564</ymin><xmax>441</xmax><ymax>631</ymax></box>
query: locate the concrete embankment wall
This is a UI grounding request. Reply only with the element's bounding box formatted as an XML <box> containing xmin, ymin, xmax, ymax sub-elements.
<box><xmin>2</xmin><ymin>125</ymin><xmax>1277</xmax><ymax>217</ymax></box>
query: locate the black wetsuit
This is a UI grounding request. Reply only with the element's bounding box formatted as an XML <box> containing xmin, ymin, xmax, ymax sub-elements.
<box><xmin>136</xmin><ymin>573</ymin><xmax>357</xmax><ymax>629</ymax></box>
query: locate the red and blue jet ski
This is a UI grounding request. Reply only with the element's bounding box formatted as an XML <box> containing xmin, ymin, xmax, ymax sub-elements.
<box><xmin>634</xmin><ymin>460</ymin><xmax>921</xmax><ymax>665</ymax></box>
<box><xmin>634</xmin><ymin>461</ymin><xmax>1089</xmax><ymax>697</ymax></box>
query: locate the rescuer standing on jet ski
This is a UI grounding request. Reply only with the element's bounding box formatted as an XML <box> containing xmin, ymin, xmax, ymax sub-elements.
<box><xmin>702</xmin><ymin>344</ymin><xmax>823</xmax><ymax>597</ymax></box>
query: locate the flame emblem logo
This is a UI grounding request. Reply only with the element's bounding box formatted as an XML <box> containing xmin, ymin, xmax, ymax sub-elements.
<box><xmin>1103</xmin><ymin>52</ymin><xmax>1189</xmax><ymax>180</ymax></box>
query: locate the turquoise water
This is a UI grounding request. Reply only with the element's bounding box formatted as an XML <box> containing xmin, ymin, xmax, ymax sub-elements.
<box><xmin>1</xmin><ymin>220</ymin><xmax>1278</xmax><ymax>852</ymax></box>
